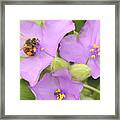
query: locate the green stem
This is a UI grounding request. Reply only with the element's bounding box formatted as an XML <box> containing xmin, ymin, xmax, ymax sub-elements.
<box><xmin>83</xmin><ymin>84</ymin><xmax>100</xmax><ymax>94</ymax></box>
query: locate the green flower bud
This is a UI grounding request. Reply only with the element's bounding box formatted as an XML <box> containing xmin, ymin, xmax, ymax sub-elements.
<box><xmin>50</xmin><ymin>57</ymin><xmax>70</xmax><ymax>72</ymax></box>
<box><xmin>33</xmin><ymin>20</ymin><xmax>45</xmax><ymax>27</ymax></box>
<box><xmin>70</xmin><ymin>64</ymin><xmax>91</xmax><ymax>81</ymax></box>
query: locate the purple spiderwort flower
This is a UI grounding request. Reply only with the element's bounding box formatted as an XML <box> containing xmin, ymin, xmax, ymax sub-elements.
<box><xmin>59</xmin><ymin>20</ymin><xmax>100</xmax><ymax>79</ymax></box>
<box><xmin>30</xmin><ymin>69</ymin><xmax>83</xmax><ymax>100</ymax></box>
<box><xmin>20</xmin><ymin>20</ymin><xmax>75</xmax><ymax>86</ymax></box>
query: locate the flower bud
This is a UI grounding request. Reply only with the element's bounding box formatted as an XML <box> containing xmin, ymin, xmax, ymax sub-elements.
<box><xmin>70</xmin><ymin>64</ymin><xmax>91</xmax><ymax>81</ymax></box>
<box><xmin>50</xmin><ymin>57</ymin><xmax>70</xmax><ymax>72</ymax></box>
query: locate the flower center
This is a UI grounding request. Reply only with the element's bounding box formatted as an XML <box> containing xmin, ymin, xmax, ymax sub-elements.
<box><xmin>89</xmin><ymin>44</ymin><xmax>100</xmax><ymax>59</ymax></box>
<box><xmin>23</xmin><ymin>38</ymin><xmax>39</xmax><ymax>56</ymax></box>
<box><xmin>54</xmin><ymin>89</ymin><xmax>66</xmax><ymax>100</ymax></box>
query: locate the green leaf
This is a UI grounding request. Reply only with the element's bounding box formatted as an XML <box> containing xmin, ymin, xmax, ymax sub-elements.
<box><xmin>81</xmin><ymin>87</ymin><xmax>93</xmax><ymax>96</ymax></box>
<box><xmin>20</xmin><ymin>79</ymin><xmax>35</xmax><ymax>100</ymax></box>
<box><xmin>81</xmin><ymin>94</ymin><xmax>94</xmax><ymax>100</ymax></box>
<box><xmin>73</xmin><ymin>20</ymin><xmax>86</xmax><ymax>33</ymax></box>
<box><xmin>92</xmin><ymin>92</ymin><xmax>100</xmax><ymax>100</ymax></box>
<box><xmin>39</xmin><ymin>66</ymin><xmax>51</xmax><ymax>79</ymax></box>
<box><xmin>80</xmin><ymin>87</ymin><xmax>100</xmax><ymax>100</ymax></box>
<box><xmin>85</xmin><ymin>77</ymin><xmax>100</xmax><ymax>90</ymax></box>
<box><xmin>81</xmin><ymin>77</ymin><xmax>100</xmax><ymax>100</ymax></box>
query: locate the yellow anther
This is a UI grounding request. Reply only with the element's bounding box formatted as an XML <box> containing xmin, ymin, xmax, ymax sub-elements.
<box><xmin>89</xmin><ymin>49</ymin><xmax>94</xmax><ymax>52</ymax></box>
<box><xmin>91</xmin><ymin>55</ymin><xmax>96</xmax><ymax>59</ymax></box>
<box><xmin>40</xmin><ymin>47</ymin><xmax>45</xmax><ymax>51</ymax></box>
<box><xmin>93</xmin><ymin>44</ymin><xmax>99</xmax><ymax>48</ymax></box>
<box><xmin>33</xmin><ymin>47</ymin><xmax>36</xmax><ymax>51</ymax></box>
<box><xmin>55</xmin><ymin>89</ymin><xmax>61</xmax><ymax>93</ymax></box>
<box><xmin>55</xmin><ymin>89</ymin><xmax>65</xmax><ymax>100</ymax></box>
<box><xmin>57</xmin><ymin>94</ymin><xmax>65</xmax><ymax>100</ymax></box>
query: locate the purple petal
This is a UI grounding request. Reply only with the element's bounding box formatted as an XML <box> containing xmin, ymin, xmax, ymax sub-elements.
<box><xmin>64</xmin><ymin>94</ymin><xmax>77</xmax><ymax>100</ymax></box>
<box><xmin>88</xmin><ymin>57</ymin><xmax>100</xmax><ymax>79</ymax></box>
<box><xmin>31</xmin><ymin>73</ymin><xmax>60</xmax><ymax>100</ymax></box>
<box><xmin>20</xmin><ymin>50</ymin><xmax>28</xmax><ymax>58</ymax></box>
<box><xmin>20</xmin><ymin>20</ymin><xmax>74</xmax><ymax>87</ymax></box>
<box><xmin>20</xmin><ymin>52</ymin><xmax>53</xmax><ymax>87</ymax></box>
<box><xmin>52</xmin><ymin>68</ymin><xmax>71</xmax><ymax>80</ymax></box>
<box><xmin>40</xmin><ymin>20</ymin><xmax>75</xmax><ymax>56</ymax></box>
<box><xmin>59</xmin><ymin>35</ymin><xmax>88</xmax><ymax>63</ymax></box>
<box><xmin>79</xmin><ymin>20</ymin><xmax>100</xmax><ymax>47</ymax></box>
<box><xmin>30</xmin><ymin>69</ymin><xmax>83</xmax><ymax>100</ymax></box>
<box><xmin>60</xmin><ymin>21</ymin><xmax>100</xmax><ymax>80</ymax></box>
<box><xmin>52</xmin><ymin>69</ymin><xmax>83</xmax><ymax>100</ymax></box>
<box><xmin>79</xmin><ymin>20</ymin><xmax>100</xmax><ymax>79</ymax></box>
<box><xmin>20</xmin><ymin>21</ymin><xmax>42</xmax><ymax>48</ymax></box>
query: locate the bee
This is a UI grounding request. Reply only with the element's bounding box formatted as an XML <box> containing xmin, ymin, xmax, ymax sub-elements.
<box><xmin>22</xmin><ymin>38</ymin><xmax>39</xmax><ymax>56</ymax></box>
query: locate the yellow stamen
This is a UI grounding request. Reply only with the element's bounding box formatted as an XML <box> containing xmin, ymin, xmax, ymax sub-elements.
<box><xmin>89</xmin><ymin>49</ymin><xmax>94</xmax><ymax>52</ymax></box>
<box><xmin>91</xmin><ymin>55</ymin><xmax>96</xmax><ymax>59</ymax></box>
<box><xmin>57</xmin><ymin>94</ymin><xmax>65</xmax><ymax>100</ymax></box>
<box><xmin>40</xmin><ymin>47</ymin><xmax>45</xmax><ymax>51</ymax></box>
<box><xmin>55</xmin><ymin>89</ymin><xmax>65</xmax><ymax>100</ymax></box>
<box><xmin>93</xmin><ymin>44</ymin><xmax>99</xmax><ymax>48</ymax></box>
<box><xmin>33</xmin><ymin>47</ymin><xmax>36</xmax><ymax>51</ymax></box>
<box><xmin>55</xmin><ymin>89</ymin><xmax>61</xmax><ymax>93</ymax></box>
